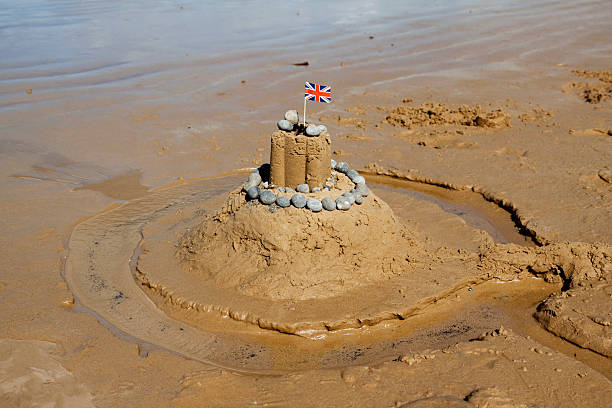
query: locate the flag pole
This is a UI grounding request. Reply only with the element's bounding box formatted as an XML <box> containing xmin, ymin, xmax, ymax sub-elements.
<box><xmin>303</xmin><ymin>96</ymin><xmax>307</xmax><ymax>127</ymax></box>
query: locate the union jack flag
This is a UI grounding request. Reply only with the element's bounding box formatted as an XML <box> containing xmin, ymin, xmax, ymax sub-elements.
<box><xmin>305</xmin><ymin>82</ymin><xmax>331</xmax><ymax>103</ymax></box>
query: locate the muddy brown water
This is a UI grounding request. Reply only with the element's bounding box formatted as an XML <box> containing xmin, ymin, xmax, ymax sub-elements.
<box><xmin>367</xmin><ymin>173</ymin><xmax>537</xmax><ymax>246</ymax></box>
<box><xmin>62</xmin><ymin>171</ymin><xmax>610</xmax><ymax>378</ymax></box>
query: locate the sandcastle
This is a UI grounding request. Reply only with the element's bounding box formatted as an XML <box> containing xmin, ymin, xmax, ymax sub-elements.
<box><xmin>241</xmin><ymin>110</ymin><xmax>370</xmax><ymax>212</ymax></box>
<box><xmin>132</xmin><ymin>111</ymin><xmax>420</xmax><ymax>323</ymax></box>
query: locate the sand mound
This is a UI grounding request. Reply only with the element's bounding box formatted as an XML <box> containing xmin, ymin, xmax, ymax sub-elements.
<box><xmin>179</xmin><ymin>188</ymin><xmax>415</xmax><ymax>301</ymax></box>
<box><xmin>383</xmin><ymin>102</ymin><xmax>510</xmax><ymax>129</ymax></box>
<box><xmin>479</xmin><ymin>241</ymin><xmax>612</xmax><ymax>356</ymax></box>
<box><xmin>535</xmin><ymin>283</ymin><xmax>612</xmax><ymax>356</ymax></box>
<box><xmin>132</xmin><ymin>176</ymin><xmax>484</xmax><ymax>334</ymax></box>
<box><xmin>563</xmin><ymin>69</ymin><xmax>612</xmax><ymax>104</ymax></box>
<box><xmin>477</xmin><ymin>242</ymin><xmax>611</xmax><ymax>286</ymax></box>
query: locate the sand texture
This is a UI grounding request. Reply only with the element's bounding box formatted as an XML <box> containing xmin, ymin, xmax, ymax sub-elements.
<box><xmin>383</xmin><ymin>102</ymin><xmax>511</xmax><ymax>129</ymax></box>
<box><xmin>2</xmin><ymin>1</ymin><xmax>612</xmax><ymax>406</ymax></box>
<box><xmin>178</xmin><ymin>188</ymin><xmax>414</xmax><ymax>301</ymax></box>
<box><xmin>170</xmin><ymin>329</ymin><xmax>611</xmax><ymax>408</ymax></box>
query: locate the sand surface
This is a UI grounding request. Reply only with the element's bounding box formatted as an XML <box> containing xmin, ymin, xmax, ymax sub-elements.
<box><xmin>1</xmin><ymin>1</ymin><xmax>611</xmax><ymax>406</ymax></box>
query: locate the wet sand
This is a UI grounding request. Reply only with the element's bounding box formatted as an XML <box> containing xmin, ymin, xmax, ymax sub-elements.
<box><xmin>1</xmin><ymin>1</ymin><xmax>611</xmax><ymax>407</ymax></box>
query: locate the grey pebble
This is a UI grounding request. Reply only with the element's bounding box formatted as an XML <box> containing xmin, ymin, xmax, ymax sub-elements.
<box><xmin>336</xmin><ymin>161</ymin><xmax>350</xmax><ymax>174</ymax></box>
<box><xmin>355</xmin><ymin>183</ymin><xmax>370</xmax><ymax>197</ymax></box>
<box><xmin>318</xmin><ymin>124</ymin><xmax>328</xmax><ymax>133</ymax></box>
<box><xmin>277</xmin><ymin>119</ymin><xmax>294</xmax><ymax>131</ymax></box>
<box><xmin>243</xmin><ymin>171</ymin><xmax>262</xmax><ymax>191</ymax></box>
<box><xmin>336</xmin><ymin>197</ymin><xmax>351</xmax><ymax>211</ymax></box>
<box><xmin>296</xmin><ymin>184</ymin><xmax>310</xmax><ymax>193</ymax></box>
<box><xmin>291</xmin><ymin>194</ymin><xmax>307</xmax><ymax>208</ymax></box>
<box><xmin>354</xmin><ymin>194</ymin><xmax>364</xmax><ymax>205</ymax></box>
<box><xmin>331</xmin><ymin>159</ymin><xmax>337</xmax><ymax>169</ymax></box>
<box><xmin>277</xmin><ymin>186</ymin><xmax>286</xmax><ymax>193</ymax></box>
<box><xmin>284</xmin><ymin>110</ymin><xmax>299</xmax><ymax>125</ymax></box>
<box><xmin>306</xmin><ymin>198</ymin><xmax>322</xmax><ymax>212</ymax></box>
<box><xmin>305</xmin><ymin>125</ymin><xmax>321</xmax><ymax>137</ymax></box>
<box><xmin>259</xmin><ymin>190</ymin><xmax>276</xmax><ymax>205</ymax></box>
<box><xmin>285</xmin><ymin>187</ymin><xmax>295</xmax><ymax>194</ymax></box>
<box><xmin>342</xmin><ymin>192</ymin><xmax>356</xmax><ymax>205</ymax></box>
<box><xmin>312</xmin><ymin>186</ymin><xmax>321</xmax><ymax>192</ymax></box>
<box><xmin>351</xmin><ymin>175</ymin><xmax>366</xmax><ymax>185</ymax></box>
<box><xmin>247</xmin><ymin>186</ymin><xmax>260</xmax><ymax>200</ymax></box>
<box><xmin>322</xmin><ymin>197</ymin><xmax>336</xmax><ymax>211</ymax></box>
<box><xmin>346</xmin><ymin>169</ymin><xmax>359</xmax><ymax>179</ymax></box>
<box><xmin>276</xmin><ymin>196</ymin><xmax>291</xmax><ymax>208</ymax></box>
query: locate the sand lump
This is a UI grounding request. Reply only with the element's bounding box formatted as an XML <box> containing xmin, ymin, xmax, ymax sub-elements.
<box><xmin>535</xmin><ymin>283</ymin><xmax>611</xmax><ymax>357</ymax></box>
<box><xmin>477</xmin><ymin>242</ymin><xmax>611</xmax><ymax>286</ymax></box>
<box><xmin>383</xmin><ymin>102</ymin><xmax>510</xmax><ymax>129</ymax></box>
<box><xmin>563</xmin><ymin>69</ymin><xmax>612</xmax><ymax>104</ymax></box>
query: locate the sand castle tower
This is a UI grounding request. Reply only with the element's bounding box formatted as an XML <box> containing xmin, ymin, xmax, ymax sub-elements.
<box><xmin>270</xmin><ymin>116</ymin><xmax>331</xmax><ymax>189</ymax></box>
<box><xmin>269</xmin><ymin>129</ymin><xmax>331</xmax><ymax>188</ymax></box>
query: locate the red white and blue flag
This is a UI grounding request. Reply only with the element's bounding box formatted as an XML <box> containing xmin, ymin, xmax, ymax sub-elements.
<box><xmin>305</xmin><ymin>82</ymin><xmax>331</xmax><ymax>103</ymax></box>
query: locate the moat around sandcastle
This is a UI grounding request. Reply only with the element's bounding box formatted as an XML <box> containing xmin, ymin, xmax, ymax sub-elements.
<box><xmin>63</xmin><ymin>112</ymin><xmax>611</xmax><ymax>374</ymax></box>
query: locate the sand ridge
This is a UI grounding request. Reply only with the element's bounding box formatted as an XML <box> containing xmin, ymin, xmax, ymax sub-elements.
<box><xmin>535</xmin><ymin>283</ymin><xmax>612</xmax><ymax>357</ymax></box>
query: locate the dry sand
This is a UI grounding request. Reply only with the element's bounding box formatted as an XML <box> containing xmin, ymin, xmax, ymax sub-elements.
<box><xmin>1</xmin><ymin>1</ymin><xmax>611</xmax><ymax>407</ymax></box>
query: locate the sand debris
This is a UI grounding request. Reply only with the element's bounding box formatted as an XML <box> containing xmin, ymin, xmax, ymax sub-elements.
<box><xmin>383</xmin><ymin>102</ymin><xmax>510</xmax><ymax>129</ymax></box>
<box><xmin>563</xmin><ymin>69</ymin><xmax>612</xmax><ymax>104</ymax></box>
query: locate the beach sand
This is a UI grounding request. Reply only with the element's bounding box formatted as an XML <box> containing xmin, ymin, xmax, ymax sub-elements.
<box><xmin>1</xmin><ymin>1</ymin><xmax>611</xmax><ymax>406</ymax></box>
